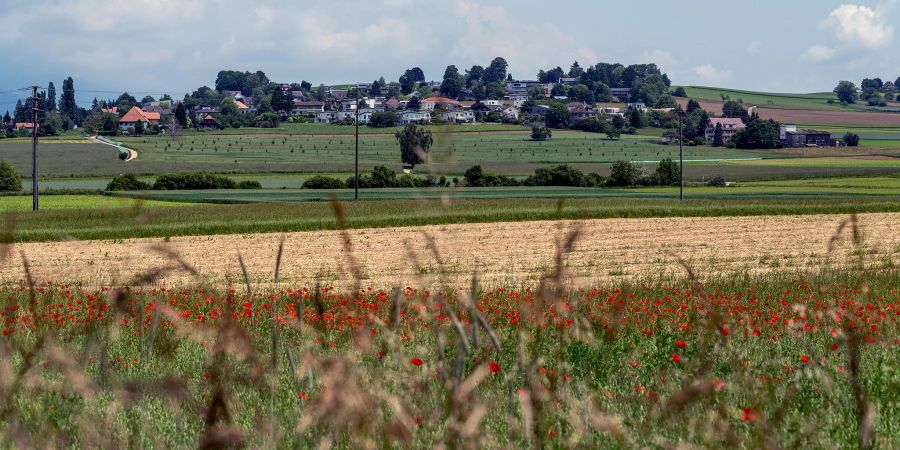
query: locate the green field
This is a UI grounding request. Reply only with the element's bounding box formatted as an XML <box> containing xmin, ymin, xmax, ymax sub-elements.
<box><xmin>4</xmin><ymin>194</ymin><xmax>900</xmax><ymax>243</ymax></box>
<box><xmin>180</xmin><ymin>122</ymin><xmax>527</xmax><ymax>135</ymax></box>
<box><xmin>0</xmin><ymin>194</ymin><xmax>188</xmax><ymax>212</ymax></box>
<box><xmin>682</xmin><ymin>86</ymin><xmax>900</xmax><ymax>113</ymax></box>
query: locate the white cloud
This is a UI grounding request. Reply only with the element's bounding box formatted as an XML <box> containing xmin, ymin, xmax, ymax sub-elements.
<box><xmin>639</xmin><ymin>50</ymin><xmax>679</xmax><ymax>69</ymax></box>
<box><xmin>801</xmin><ymin>44</ymin><xmax>835</xmax><ymax>61</ymax></box>
<box><xmin>694</xmin><ymin>64</ymin><xmax>733</xmax><ymax>83</ymax></box>
<box><xmin>828</xmin><ymin>4</ymin><xmax>893</xmax><ymax>48</ymax></box>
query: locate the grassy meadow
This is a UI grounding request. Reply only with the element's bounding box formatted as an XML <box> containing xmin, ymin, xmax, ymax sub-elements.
<box><xmin>682</xmin><ymin>86</ymin><xmax>900</xmax><ymax>113</ymax></box>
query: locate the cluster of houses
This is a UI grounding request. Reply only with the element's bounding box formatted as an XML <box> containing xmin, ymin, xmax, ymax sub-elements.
<box><xmin>697</xmin><ymin>118</ymin><xmax>839</xmax><ymax>148</ymax></box>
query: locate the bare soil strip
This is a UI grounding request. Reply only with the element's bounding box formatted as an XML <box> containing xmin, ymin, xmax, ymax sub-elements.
<box><xmin>679</xmin><ymin>99</ymin><xmax>900</xmax><ymax>126</ymax></box>
<box><xmin>5</xmin><ymin>213</ymin><xmax>899</xmax><ymax>289</ymax></box>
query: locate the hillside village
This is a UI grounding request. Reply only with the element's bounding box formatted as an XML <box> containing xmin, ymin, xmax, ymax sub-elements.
<box><xmin>4</xmin><ymin>60</ymin><xmax>899</xmax><ymax>150</ymax></box>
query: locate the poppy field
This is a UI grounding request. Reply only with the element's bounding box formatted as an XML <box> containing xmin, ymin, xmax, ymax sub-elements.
<box><xmin>0</xmin><ymin>216</ymin><xmax>898</xmax><ymax>449</ymax></box>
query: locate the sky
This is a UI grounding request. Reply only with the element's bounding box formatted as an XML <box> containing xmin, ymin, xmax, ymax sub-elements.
<box><xmin>0</xmin><ymin>0</ymin><xmax>898</xmax><ymax>108</ymax></box>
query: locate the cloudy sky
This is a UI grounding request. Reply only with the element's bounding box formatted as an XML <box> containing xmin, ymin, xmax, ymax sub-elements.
<box><xmin>0</xmin><ymin>0</ymin><xmax>898</xmax><ymax>108</ymax></box>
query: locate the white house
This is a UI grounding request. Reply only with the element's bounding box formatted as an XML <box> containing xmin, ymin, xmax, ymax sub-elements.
<box><xmin>483</xmin><ymin>99</ymin><xmax>502</xmax><ymax>106</ymax></box>
<box><xmin>626</xmin><ymin>103</ymin><xmax>648</xmax><ymax>112</ymax></box>
<box><xmin>399</xmin><ymin>110</ymin><xmax>431</xmax><ymax>125</ymax></box>
<box><xmin>443</xmin><ymin>110</ymin><xmax>476</xmax><ymax>123</ymax></box>
<box><xmin>315</xmin><ymin>112</ymin><xmax>335</xmax><ymax>124</ymax></box>
<box><xmin>501</xmin><ymin>106</ymin><xmax>520</xmax><ymax>120</ymax></box>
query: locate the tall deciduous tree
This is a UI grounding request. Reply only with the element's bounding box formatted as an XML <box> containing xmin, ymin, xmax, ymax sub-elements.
<box><xmin>60</xmin><ymin>77</ymin><xmax>77</xmax><ymax>127</ymax></box>
<box><xmin>439</xmin><ymin>65</ymin><xmax>462</xmax><ymax>98</ymax></box>
<box><xmin>713</xmin><ymin>122</ymin><xmax>725</xmax><ymax>147</ymax></box>
<box><xmin>833</xmin><ymin>81</ymin><xmax>858</xmax><ymax>104</ymax></box>
<box><xmin>47</xmin><ymin>82</ymin><xmax>57</xmax><ymax>111</ymax></box>
<box><xmin>395</xmin><ymin>124</ymin><xmax>433</xmax><ymax>169</ymax></box>
<box><xmin>483</xmin><ymin>57</ymin><xmax>508</xmax><ymax>84</ymax></box>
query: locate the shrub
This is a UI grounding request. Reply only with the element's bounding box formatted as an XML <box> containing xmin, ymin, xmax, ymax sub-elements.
<box><xmin>369</xmin><ymin>111</ymin><xmax>399</xmax><ymax>128</ymax></box>
<box><xmin>608</xmin><ymin>160</ymin><xmax>640</xmax><ymax>187</ymax></box>
<box><xmin>843</xmin><ymin>133</ymin><xmax>860</xmax><ymax>147</ymax></box>
<box><xmin>581</xmin><ymin>173</ymin><xmax>607</xmax><ymax>187</ymax></box>
<box><xmin>236</xmin><ymin>180</ymin><xmax>262</xmax><ymax>189</ymax></box>
<box><xmin>303</xmin><ymin>176</ymin><xmax>345</xmax><ymax>190</ymax></box>
<box><xmin>0</xmin><ymin>161</ymin><xmax>22</xmax><ymax>192</ymax></box>
<box><xmin>524</xmin><ymin>165</ymin><xmax>584</xmax><ymax>187</ymax></box>
<box><xmin>106</xmin><ymin>174</ymin><xmax>150</xmax><ymax>191</ymax></box>
<box><xmin>152</xmin><ymin>173</ymin><xmax>238</xmax><ymax>190</ymax></box>
<box><xmin>531</xmin><ymin>126</ymin><xmax>552</xmax><ymax>141</ymax></box>
<box><xmin>463</xmin><ymin>165</ymin><xmax>519</xmax><ymax>187</ymax></box>
<box><xmin>671</xmin><ymin>86</ymin><xmax>687</xmax><ymax>97</ymax></box>
<box><xmin>707</xmin><ymin>176</ymin><xmax>728</xmax><ymax>187</ymax></box>
<box><xmin>118</xmin><ymin>151</ymin><xmax>129</xmax><ymax>161</ymax></box>
<box><xmin>654</xmin><ymin>158</ymin><xmax>679</xmax><ymax>186</ymax></box>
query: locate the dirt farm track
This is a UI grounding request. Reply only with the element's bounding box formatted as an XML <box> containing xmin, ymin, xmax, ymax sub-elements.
<box><xmin>3</xmin><ymin>213</ymin><xmax>899</xmax><ymax>289</ymax></box>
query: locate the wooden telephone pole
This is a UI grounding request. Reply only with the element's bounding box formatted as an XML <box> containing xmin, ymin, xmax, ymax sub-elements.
<box><xmin>30</xmin><ymin>86</ymin><xmax>40</xmax><ymax>211</ymax></box>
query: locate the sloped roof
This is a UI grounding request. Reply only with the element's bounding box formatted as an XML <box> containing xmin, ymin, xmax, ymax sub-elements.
<box><xmin>708</xmin><ymin>118</ymin><xmax>746</xmax><ymax>128</ymax></box>
<box><xmin>422</xmin><ymin>97</ymin><xmax>461</xmax><ymax>105</ymax></box>
<box><xmin>119</xmin><ymin>106</ymin><xmax>159</xmax><ymax>123</ymax></box>
<box><xmin>234</xmin><ymin>100</ymin><xmax>249</xmax><ymax>109</ymax></box>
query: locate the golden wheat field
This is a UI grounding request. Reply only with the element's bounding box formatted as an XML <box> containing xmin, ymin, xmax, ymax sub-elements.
<box><xmin>6</xmin><ymin>212</ymin><xmax>899</xmax><ymax>288</ymax></box>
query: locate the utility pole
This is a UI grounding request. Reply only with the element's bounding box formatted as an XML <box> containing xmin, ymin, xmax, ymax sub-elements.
<box><xmin>678</xmin><ymin>109</ymin><xmax>684</xmax><ymax>201</ymax></box>
<box><xmin>354</xmin><ymin>85</ymin><xmax>360</xmax><ymax>201</ymax></box>
<box><xmin>30</xmin><ymin>86</ymin><xmax>40</xmax><ymax>211</ymax></box>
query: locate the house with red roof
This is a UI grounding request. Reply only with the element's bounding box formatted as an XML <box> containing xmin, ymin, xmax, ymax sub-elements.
<box><xmin>119</xmin><ymin>106</ymin><xmax>161</xmax><ymax>131</ymax></box>
<box><xmin>199</xmin><ymin>115</ymin><xmax>220</xmax><ymax>130</ymax></box>
<box><xmin>704</xmin><ymin>118</ymin><xmax>746</xmax><ymax>142</ymax></box>
<box><xmin>14</xmin><ymin>122</ymin><xmax>36</xmax><ymax>131</ymax></box>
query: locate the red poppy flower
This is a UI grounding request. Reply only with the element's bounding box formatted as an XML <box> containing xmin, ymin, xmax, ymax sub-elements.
<box><xmin>831</xmin><ymin>344</ymin><xmax>839</xmax><ymax>351</ymax></box>
<box><xmin>488</xmin><ymin>361</ymin><xmax>501</xmax><ymax>374</ymax></box>
<box><xmin>297</xmin><ymin>391</ymin><xmax>308</xmax><ymax>401</ymax></box>
<box><xmin>203</xmin><ymin>373</ymin><xmax>210</xmax><ymax>380</ymax></box>
<box><xmin>800</xmin><ymin>355</ymin><xmax>810</xmax><ymax>363</ymax></box>
<box><xmin>676</xmin><ymin>340</ymin><xmax>686</xmax><ymax>348</ymax></box>
<box><xmin>630</xmin><ymin>360</ymin><xmax>640</xmax><ymax>368</ymax></box>
<box><xmin>720</xmin><ymin>327</ymin><xmax>730</xmax><ymax>337</ymax></box>
<box><xmin>671</xmin><ymin>354</ymin><xmax>681</xmax><ymax>363</ymax></box>
<box><xmin>741</xmin><ymin>407</ymin><xmax>758</xmax><ymax>423</ymax></box>
<box><xmin>377</xmin><ymin>351</ymin><xmax>386</xmax><ymax>359</ymax></box>
<box><xmin>411</xmin><ymin>357</ymin><xmax>423</xmax><ymax>366</ymax></box>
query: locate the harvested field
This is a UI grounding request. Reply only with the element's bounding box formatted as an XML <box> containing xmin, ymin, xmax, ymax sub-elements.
<box><xmin>678</xmin><ymin>99</ymin><xmax>900</xmax><ymax>126</ymax></box>
<box><xmin>6</xmin><ymin>212</ymin><xmax>899</xmax><ymax>288</ymax></box>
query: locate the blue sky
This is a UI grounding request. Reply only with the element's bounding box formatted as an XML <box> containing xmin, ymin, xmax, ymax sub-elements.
<box><xmin>0</xmin><ymin>0</ymin><xmax>898</xmax><ymax>108</ymax></box>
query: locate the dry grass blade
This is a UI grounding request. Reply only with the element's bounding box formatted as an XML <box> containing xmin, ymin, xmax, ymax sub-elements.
<box><xmin>0</xmin><ymin>212</ymin><xmax>17</xmax><ymax>262</ymax></box>
<box><xmin>473</xmin><ymin>310</ymin><xmax>502</xmax><ymax>355</ymax></box>
<box><xmin>274</xmin><ymin>236</ymin><xmax>285</xmax><ymax>284</ymax></box>
<box><xmin>145</xmin><ymin>307</ymin><xmax>161</xmax><ymax>359</ymax></box>
<box><xmin>659</xmin><ymin>249</ymin><xmax>703</xmax><ymax>294</ymax></box>
<box><xmin>847</xmin><ymin>329</ymin><xmax>875</xmax><ymax>450</ymax></box>
<box><xmin>330</xmin><ymin>197</ymin><xmax>363</xmax><ymax>289</ymax></box>
<box><xmin>151</xmin><ymin>245</ymin><xmax>201</xmax><ymax>277</ymax></box>
<box><xmin>19</xmin><ymin>251</ymin><xmax>37</xmax><ymax>312</ymax></box>
<box><xmin>391</xmin><ymin>286</ymin><xmax>403</xmax><ymax>329</ymax></box>
<box><xmin>438</xmin><ymin>296</ymin><xmax>471</xmax><ymax>354</ymax></box>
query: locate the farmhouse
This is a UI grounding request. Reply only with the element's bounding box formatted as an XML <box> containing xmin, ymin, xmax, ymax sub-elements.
<box><xmin>233</xmin><ymin>100</ymin><xmax>253</xmax><ymax>115</ymax></box>
<box><xmin>14</xmin><ymin>122</ymin><xmax>35</xmax><ymax>131</ymax></box>
<box><xmin>507</xmin><ymin>81</ymin><xmax>541</xmax><ymax>94</ymax></box>
<box><xmin>783</xmin><ymin>129</ymin><xmax>833</xmax><ymax>148</ymax></box>
<box><xmin>291</xmin><ymin>101</ymin><xmax>325</xmax><ymax>116</ymax></box>
<box><xmin>567</xmin><ymin>102</ymin><xmax>599</xmax><ymax>121</ymax></box>
<box><xmin>198</xmin><ymin>115</ymin><xmax>220</xmax><ymax>130</ymax></box>
<box><xmin>704</xmin><ymin>118</ymin><xmax>746</xmax><ymax>142</ymax></box>
<box><xmin>119</xmin><ymin>106</ymin><xmax>161</xmax><ymax>131</ymax></box>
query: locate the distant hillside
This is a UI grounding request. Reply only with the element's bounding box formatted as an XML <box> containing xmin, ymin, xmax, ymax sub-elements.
<box><xmin>681</xmin><ymin>86</ymin><xmax>900</xmax><ymax>113</ymax></box>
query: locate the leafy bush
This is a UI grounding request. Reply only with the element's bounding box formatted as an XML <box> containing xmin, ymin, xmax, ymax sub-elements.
<box><xmin>302</xmin><ymin>176</ymin><xmax>345</xmax><ymax>190</ymax></box>
<box><xmin>236</xmin><ymin>180</ymin><xmax>262</xmax><ymax>189</ymax></box>
<box><xmin>0</xmin><ymin>161</ymin><xmax>22</xmax><ymax>192</ymax></box>
<box><xmin>524</xmin><ymin>165</ymin><xmax>584</xmax><ymax>187</ymax></box>
<box><xmin>530</xmin><ymin>126</ymin><xmax>552</xmax><ymax>141</ymax></box>
<box><xmin>707</xmin><ymin>176</ymin><xmax>728</xmax><ymax>187</ymax></box>
<box><xmin>254</xmin><ymin>112</ymin><xmax>279</xmax><ymax>128</ymax></box>
<box><xmin>369</xmin><ymin>111</ymin><xmax>399</xmax><ymax>128</ymax></box>
<box><xmin>106</xmin><ymin>174</ymin><xmax>150</xmax><ymax>191</ymax></box>
<box><xmin>463</xmin><ymin>165</ymin><xmax>519</xmax><ymax>187</ymax></box>
<box><xmin>843</xmin><ymin>133</ymin><xmax>860</xmax><ymax>147</ymax></box>
<box><xmin>152</xmin><ymin>173</ymin><xmax>238</xmax><ymax>190</ymax></box>
<box><xmin>653</xmin><ymin>158</ymin><xmax>679</xmax><ymax>186</ymax></box>
<box><xmin>608</xmin><ymin>160</ymin><xmax>640</xmax><ymax>187</ymax></box>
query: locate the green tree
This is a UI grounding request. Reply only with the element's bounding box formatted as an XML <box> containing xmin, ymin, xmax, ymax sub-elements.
<box><xmin>531</xmin><ymin>125</ymin><xmax>552</xmax><ymax>141</ymax></box>
<box><xmin>175</xmin><ymin>103</ymin><xmax>188</xmax><ymax>127</ymax></box>
<box><xmin>466</xmin><ymin>65</ymin><xmax>484</xmax><ymax>87</ymax></box>
<box><xmin>255</xmin><ymin>112</ymin><xmax>279</xmax><ymax>128</ymax></box>
<box><xmin>483</xmin><ymin>57</ymin><xmax>508</xmax><ymax>84</ymax></box>
<box><xmin>106</xmin><ymin>174</ymin><xmax>150</xmax><ymax>191</ymax></box>
<box><xmin>59</xmin><ymin>77</ymin><xmax>78</xmax><ymax>128</ymax></box>
<box><xmin>399</xmin><ymin>74</ymin><xmax>414</xmax><ymax>96</ymax></box>
<box><xmin>722</xmin><ymin>100</ymin><xmax>749</xmax><ymax>122</ymax></box>
<box><xmin>569</xmin><ymin>84</ymin><xmax>595</xmax><ymax>104</ymax></box>
<box><xmin>0</xmin><ymin>161</ymin><xmax>22</xmax><ymax>192</ymax></box>
<box><xmin>833</xmin><ymin>81</ymin><xmax>858</xmax><ymax>104</ymax></box>
<box><xmin>627</xmin><ymin>107</ymin><xmax>647</xmax><ymax>128</ymax></box>
<box><xmin>843</xmin><ymin>132</ymin><xmax>860</xmax><ymax>147</ymax></box>
<box><xmin>654</xmin><ymin>158</ymin><xmax>679</xmax><ymax>186</ymax></box>
<box><xmin>370</xmin><ymin>111</ymin><xmax>399</xmax><ymax>128</ymax></box>
<box><xmin>671</xmin><ymin>86</ymin><xmax>687</xmax><ymax>97</ymax></box>
<box><xmin>271</xmin><ymin>88</ymin><xmax>291</xmax><ymax>113</ymax></box>
<box><xmin>544</xmin><ymin>102</ymin><xmax>571</xmax><ymax>128</ymax></box>
<box><xmin>47</xmin><ymin>82</ymin><xmax>57</xmax><ymax>111</ymax></box>
<box><xmin>395</xmin><ymin>124</ymin><xmax>433</xmax><ymax>169</ymax></box>
<box><xmin>712</xmin><ymin>122</ymin><xmax>725</xmax><ymax>147</ymax></box>
<box><xmin>594</xmin><ymin>82</ymin><xmax>612</xmax><ymax>102</ymax></box>
<box><xmin>440</xmin><ymin>65</ymin><xmax>462</xmax><ymax>98</ymax></box>
<box><xmin>732</xmin><ymin>117</ymin><xmax>780</xmax><ymax>149</ymax></box>
<box><xmin>686</xmin><ymin>99</ymin><xmax>702</xmax><ymax>113</ymax></box>
<box><xmin>608</xmin><ymin>160</ymin><xmax>639</xmax><ymax>186</ymax></box>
